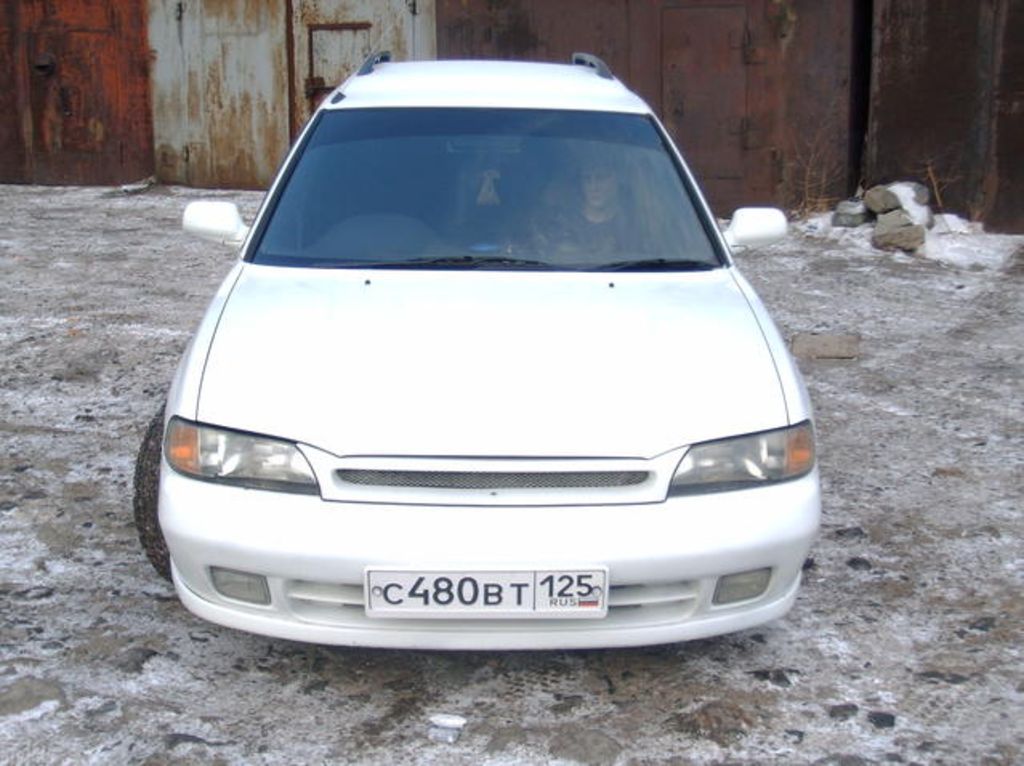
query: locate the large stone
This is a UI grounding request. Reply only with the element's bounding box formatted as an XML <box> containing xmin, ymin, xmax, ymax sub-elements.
<box><xmin>873</xmin><ymin>209</ymin><xmax>925</xmax><ymax>251</ymax></box>
<box><xmin>832</xmin><ymin>199</ymin><xmax>869</xmax><ymax>228</ymax></box>
<box><xmin>864</xmin><ymin>185</ymin><xmax>901</xmax><ymax>214</ymax></box>
<box><xmin>867</xmin><ymin>711</ymin><xmax>897</xmax><ymax>729</ymax></box>
<box><xmin>791</xmin><ymin>333</ymin><xmax>861</xmax><ymax>360</ymax></box>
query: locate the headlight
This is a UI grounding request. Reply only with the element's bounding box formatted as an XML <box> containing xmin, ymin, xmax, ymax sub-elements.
<box><xmin>164</xmin><ymin>417</ymin><xmax>319</xmax><ymax>494</ymax></box>
<box><xmin>669</xmin><ymin>421</ymin><xmax>815</xmax><ymax>495</ymax></box>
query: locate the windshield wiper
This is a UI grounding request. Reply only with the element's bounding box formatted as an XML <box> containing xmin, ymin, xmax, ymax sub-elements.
<box><xmin>593</xmin><ymin>258</ymin><xmax>719</xmax><ymax>272</ymax></box>
<box><xmin>385</xmin><ymin>255</ymin><xmax>557</xmax><ymax>270</ymax></box>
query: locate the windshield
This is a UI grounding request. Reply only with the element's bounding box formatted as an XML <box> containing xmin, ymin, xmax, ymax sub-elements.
<box><xmin>251</xmin><ymin>108</ymin><xmax>721</xmax><ymax>270</ymax></box>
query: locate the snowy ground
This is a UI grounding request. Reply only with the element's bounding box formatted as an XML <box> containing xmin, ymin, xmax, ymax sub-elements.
<box><xmin>0</xmin><ymin>184</ymin><xmax>1021</xmax><ymax>765</ymax></box>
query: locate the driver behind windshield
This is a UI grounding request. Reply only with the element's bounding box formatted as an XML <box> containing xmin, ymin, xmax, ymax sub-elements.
<box><xmin>533</xmin><ymin>152</ymin><xmax>632</xmax><ymax>260</ymax></box>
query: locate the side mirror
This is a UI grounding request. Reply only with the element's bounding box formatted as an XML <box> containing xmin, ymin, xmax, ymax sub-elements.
<box><xmin>182</xmin><ymin>201</ymin><xmax>249</xmax><ymax>246</ymax></box>
<box><xmin>722</xmin><ymin>207</ymin><xmax>787</xmax><ymax>249</ymax></box>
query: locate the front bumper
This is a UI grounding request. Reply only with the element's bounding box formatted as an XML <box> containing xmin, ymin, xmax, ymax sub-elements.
<box><xmin>159</xmin><ymin>467</ymin><xmax>820</xmax><ymax>650</ymax></box>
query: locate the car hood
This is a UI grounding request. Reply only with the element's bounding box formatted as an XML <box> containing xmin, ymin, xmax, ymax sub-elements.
<box><xmin>197</xmin><ymin>264</ymin><xmax>788</xmax><ymax>458</ymax></box>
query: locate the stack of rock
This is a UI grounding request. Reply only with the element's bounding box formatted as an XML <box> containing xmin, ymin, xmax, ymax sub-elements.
<box><xmin>832</xmin><ymin>182</ymin><xmax>934</xmax><ymax>252</ymax></box>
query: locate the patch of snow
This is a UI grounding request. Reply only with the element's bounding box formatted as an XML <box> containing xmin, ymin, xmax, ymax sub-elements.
<box><xmin>888</xmin><ymin>182</ymin><xmax>931</xmax><ymax>227</ymax></box>
<box><xmin>791</xmin><ymin>213</ymin><xmax>876</xmax><ymax>254</ymax></box>
<box><xmin>794</xmin><ymin>212</ymin><xmax>834</xmax><ymax>236</ymax></box>
<box><xmin>922</xmin><ymin>227</ymin><xmax>1022</xmax><ymax>270</ymax></box>
<box><xmin>791</xmin><ymin>209</ymin><xmax>1022</xmax><ymax>270</ymax></box>
<box><xmin>932</xmin><ymin>213</ymin><xmax>979</xmax><ymax>235</ymax></box>
<box><xmin>429</xmin><ymin>713</ymin><xmax>468</xmax><ymax>729</ymax></box>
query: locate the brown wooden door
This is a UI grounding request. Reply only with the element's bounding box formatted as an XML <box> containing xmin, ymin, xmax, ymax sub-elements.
<box><xmin>1</xmin><ymin>0</ymin><xmax>153</xmax><ymax>185</ymax></box>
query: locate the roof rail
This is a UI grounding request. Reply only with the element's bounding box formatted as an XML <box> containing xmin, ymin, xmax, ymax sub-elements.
<box><xmin>571</xmin><ymin>52</ymin><xmax>613</xmax><ymax>80</ymax></box>
<box><xmin>357</xmin><ymin>51</ymin><xmax>392</xmax><ymax>76</ymax></box>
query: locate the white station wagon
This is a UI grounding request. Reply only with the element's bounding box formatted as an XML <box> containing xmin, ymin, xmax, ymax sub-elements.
<box><xmin>133</xmin><ymin>53</ymin><xmax>820</xmax><ymax>650</ymax></box>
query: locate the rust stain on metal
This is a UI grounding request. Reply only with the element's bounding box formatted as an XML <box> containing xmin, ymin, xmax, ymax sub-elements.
<box><xmin>661</xmin><ymin>2</ymin><xmax>749</xmax><ymax>211</ymax></box>
<box><xmin>288</xmin><ymin>1</ymin><xmax>434</xmax><ymax>134</ymax></box>
<box><xmin>148</xmin><ymin>0</ymin><xmax>434</xmax><ymax>187</ymax></box>
<box><xmin>150</xmin><ymin>0</ymin><xmax>290</xmax><ymax>188</ymax></box>
<box><xmin>204</xmin><ymin>0</ymin><xmax>269</xmax><ymax>30</ymax></box>
<box><xmin>87</xmin><ymin>117</ymin><xmax>105</xmax><ymax>145</ymax></box>
<box><xmin>0</xmin><ymin>3</ymin><xmax>27</xmax><ymax>181</ymax></box>
<box><xmin>1</xmin><ymin>0</ymin><xmax>153</xmax><ymax>184</ymax></box>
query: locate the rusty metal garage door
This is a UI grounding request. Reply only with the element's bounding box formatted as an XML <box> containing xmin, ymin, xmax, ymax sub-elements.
<box><xmin>149</xmin><ymin>0</ymin><xmax>435</xmax><ymax>189</ymax></box>
<box><xmin>434</xmin><ymin>0</ymin><xmax>865</xmax><ymax>218</ymax></box>
<box><xmin>0</xmin><ymin>0</ymin><xmax>153</xmax><ymax>185</ymax></box>
<box><xmin>148</xmin><ymin>0</ymin><xmax>291</xmax><ymax>189</ymax></box>
<box><xmin>288</xmin><ymin>0</ymin><xmax>437</xmax><ymax>136</ymax></box>
<box><xmin>661</xmin><ymin>3</ymin><xmax>748</xmax><ymax>207</ymax></box>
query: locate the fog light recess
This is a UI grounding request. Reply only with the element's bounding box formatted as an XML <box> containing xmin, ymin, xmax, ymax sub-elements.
<box><xmin>210</xmin><ymin>567</ymin><xmax>271</xmax><ymax>605</ymax></box>
<box><xmin>713</xmin><ymin>568</ymin><xmax>772</xmax><ymax>605</ymax></box>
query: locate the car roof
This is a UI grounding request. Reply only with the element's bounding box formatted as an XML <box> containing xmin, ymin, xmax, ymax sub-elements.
<box><xmin>326</xmin><ymin>59</ymin><xmax>650</xmax><ymax>114</ymax></box>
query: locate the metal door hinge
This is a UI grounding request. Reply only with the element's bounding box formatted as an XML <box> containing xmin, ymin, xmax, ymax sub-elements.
<box><xmin>407</xmin><ymin>0</ymin><xmax>418</xmax><ymax>15</ymax></box>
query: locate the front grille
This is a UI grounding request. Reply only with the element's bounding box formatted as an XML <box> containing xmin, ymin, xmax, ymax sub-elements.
<box><xmin>336</xmin><ymin>469</ymin><xmax>649</xmax><ymax>490</ymax></box>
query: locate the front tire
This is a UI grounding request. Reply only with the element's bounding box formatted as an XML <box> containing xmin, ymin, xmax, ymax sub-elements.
<box><xmin>133</xmin><ymin>406</ymin><xmax>172</xmax><ymax>581</ymax></box>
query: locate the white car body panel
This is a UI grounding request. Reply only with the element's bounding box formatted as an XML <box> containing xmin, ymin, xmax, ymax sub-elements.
<box><xmin>196</xmin><ymin>265</ymin><xmax>788</xmax><ymax>459</ymax></box>
<box><xmin>159</xmin><ymin>466</ymin><xmax>819</xmax><ymax>650</ymax></box>
<box><xmin>730</xmin><ymin>269</ymin><xmax>814</xmax><ymax>422</ymax></box>
<box><xmin>329</xmin><ymin>61</ymin><xmax>649</xmax><ymax>114</ymax></box>
<box><xmin>166</xmin><ymin>261</ymin><xmax>245</xmax><ymax>420</ymax></box>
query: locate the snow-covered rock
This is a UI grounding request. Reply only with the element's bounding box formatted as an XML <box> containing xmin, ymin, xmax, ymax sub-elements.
<box><xmin>832</xmin><ymin>199</ymin><xmax>869</xmax><ymax>228</ymax></box>
<box><xmin>889</xmin><ymin>182</ymin><xmax>933</xmax><ymax>228</ymax></box>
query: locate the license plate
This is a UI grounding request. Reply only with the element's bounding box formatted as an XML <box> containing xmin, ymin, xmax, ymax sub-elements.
<box><xmin>365</xmin><ymin>569</ymin><xmax>608</xmax><ymax>619</ymax></box>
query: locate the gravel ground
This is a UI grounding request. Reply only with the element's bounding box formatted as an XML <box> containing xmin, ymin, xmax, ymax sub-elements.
<box><xmin>0</xmin><ymin>184</ymin><xmax>1021</xmax><ymax>765</ymax></box>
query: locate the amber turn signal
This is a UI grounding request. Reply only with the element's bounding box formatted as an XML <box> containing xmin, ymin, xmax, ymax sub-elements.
<box><xmin>785</xmin><ymin>423</ymin><xmax>815</xmax><ymax>477</ymax></box>
<box><xmin>165</xmin><ymin>419</ymin><xmax>200</xmax><ymax>474</ymax></box>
